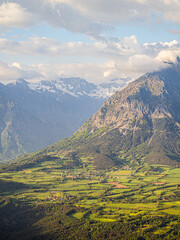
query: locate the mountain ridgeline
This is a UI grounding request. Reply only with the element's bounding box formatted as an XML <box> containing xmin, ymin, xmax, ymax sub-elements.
<box><xmin>0</xmin><ymin>78</ymin><xmax>126</xmax><ymax>163</ymax></box>
<box><xmin>3</xmin><ymin>63</ymin><xmax>180</xmax><ymax>170</ymax></box>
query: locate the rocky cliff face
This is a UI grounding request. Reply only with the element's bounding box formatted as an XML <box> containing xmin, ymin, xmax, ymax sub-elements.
<box><xmin>87</xmin><ymin>69</ymin><xmax>179</xmax><ymax>132</ymax></box>
<box><xmin>76</xmin><ymin>63</ymin><xmax>180</xmax><ymax>166</ymax></box>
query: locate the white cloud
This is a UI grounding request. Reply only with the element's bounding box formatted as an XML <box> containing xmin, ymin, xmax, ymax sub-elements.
<box><xmin>0</xmin><ymin>37</ymin><xmax>94</xmax><ymax>56</ymax></box>
<box><xmin>0</xmin><ymin>2</ymin><xmax>37</xmax><ymax>29</ymax></box>
<box><xmin>38</xmin><ymin>0</ymin><xmax>180</xmax><ymax>28</ymax></box>
<box><xmin>156</xmin><ymin>48</ymin><xmax>180</xmax><ymax>63</ymax></box>
<box><xmin>0</xmin><ymin>36</ymin><xmax>180</xmax><ymax>84</ymax></box>
<box><xmin>44</xmin><ymin>0</ymin><xmax>151</xmax><ymax>24</ymax></box>
<box><xmin>1</xmin><ymin>1</ymin><xmax>180</xmax><ymax>87</ymax></box>
<box><xmin>127</xmin><ymin>55</ymin><xmax>165</xmax><ymax>73</ymax></box>
<box><xmin>0</xmin><ymin>0</ymin><xmax>108</xmax><ymax>37</ymax></box>
<box><xmin>0</xmin><ymin>61</ymin><xmax>42</xmax><ymax>83</ymax></box>
<box><xmin>1</xmin><ymin>0</ymin><xmax>180</xmax><ymax>36</ymax></box>
<box><xmin>11</xmin><ymin>62</ymin><xmax>43</xmax><ymax>79</ymax></box>
<box><xmin>0</xmin><ymin>36</ymin><xmax>179</xmax><ymax>62</ymax></box>
<box><xmin>0</xmin><ymin>62</ymin><xmax>21</xmax><ymax>82</ymax></box>
<box><xmin>0</xmin><ymin>61</ymin><xmax>117</xmax><ymax>84</ymax></box>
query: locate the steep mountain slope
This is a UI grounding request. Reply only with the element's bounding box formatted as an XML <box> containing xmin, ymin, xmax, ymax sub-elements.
<box><xmin>0</xmin><ymin>77</ymin><xmax>127</xmax><ymax>163</ymax></box>
<box><xmin>84</xmin><ymin>66</ymin><xmax>180</xmax><ymax>167</ymax></box>
<box><xmin>3</xmin><ymin>62</ymin><xmax>180</xmax><ymax>169</ymax></box>
<box><xmin>43</xmin><ymin>62</ymin><xmax>180</xmax><ymax>167</ymax></box>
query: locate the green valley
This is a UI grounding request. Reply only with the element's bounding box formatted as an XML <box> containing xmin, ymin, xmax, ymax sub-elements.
<box><xmin>0</xmin><ymin>156</ymin><xmax>179</xmax><ymax>239</ymax></box>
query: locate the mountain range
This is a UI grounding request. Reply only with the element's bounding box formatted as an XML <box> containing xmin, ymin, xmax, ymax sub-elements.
<box><xmin>3</xmin><ymin>61</ymin><xmax>180</xmax><ymax>171</ymax></box>
<box><xmin>0</xmin><ymin>77</ymin><xmax>127</xmax><ymax>163</ymax></box>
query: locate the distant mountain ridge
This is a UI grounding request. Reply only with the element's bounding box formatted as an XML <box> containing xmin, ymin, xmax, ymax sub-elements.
<box><xmin>10</xmin><ymin>61</ymin><xmax>180</xmax><ymax>170</ymax></box>
<box><xmin>0</xmin><ymin>77</ymin><xmax>127</xmax><ymax>163</ymax></box>
<box><xmin>27</xmin><ymin>77</ymin><xmax>128</xmax><ymax>98</ymax></box>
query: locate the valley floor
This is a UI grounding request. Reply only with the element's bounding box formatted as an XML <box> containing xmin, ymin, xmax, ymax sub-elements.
<box><xmin>0</xmin><ymin>160</ymin><xmax>180</xmax><ymax>239</ymax></box>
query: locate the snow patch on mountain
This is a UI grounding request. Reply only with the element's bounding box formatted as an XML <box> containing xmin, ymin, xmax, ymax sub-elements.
<box><xmin>27</xmin><ymin>77</ymin><xmax>130</xmax><ymax>99</ymax></box>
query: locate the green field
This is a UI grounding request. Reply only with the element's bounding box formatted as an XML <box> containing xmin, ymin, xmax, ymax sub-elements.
<box><xmin>0</xmin><ymin>159</ymin><xmax>180</xmax><ymax>239</ymax></box>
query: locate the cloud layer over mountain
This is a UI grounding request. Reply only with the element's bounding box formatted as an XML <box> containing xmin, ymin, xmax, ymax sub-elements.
<box><xmin>0</xmin><ymin>37</ymin><xmax>180</xmax><ymax>84</ymax></box>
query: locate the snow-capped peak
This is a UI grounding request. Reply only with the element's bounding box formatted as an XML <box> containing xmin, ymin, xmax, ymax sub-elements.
<box><xmin>11</xmin><ymin>77</ymin><xmax>130</xmax><ymax>99</ymax></box>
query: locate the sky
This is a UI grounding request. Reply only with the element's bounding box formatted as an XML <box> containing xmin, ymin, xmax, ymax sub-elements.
<box><xmin>1</xmin><ymin>0</ymin><xmax>180</xmax><ymax>84</ymax></box>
